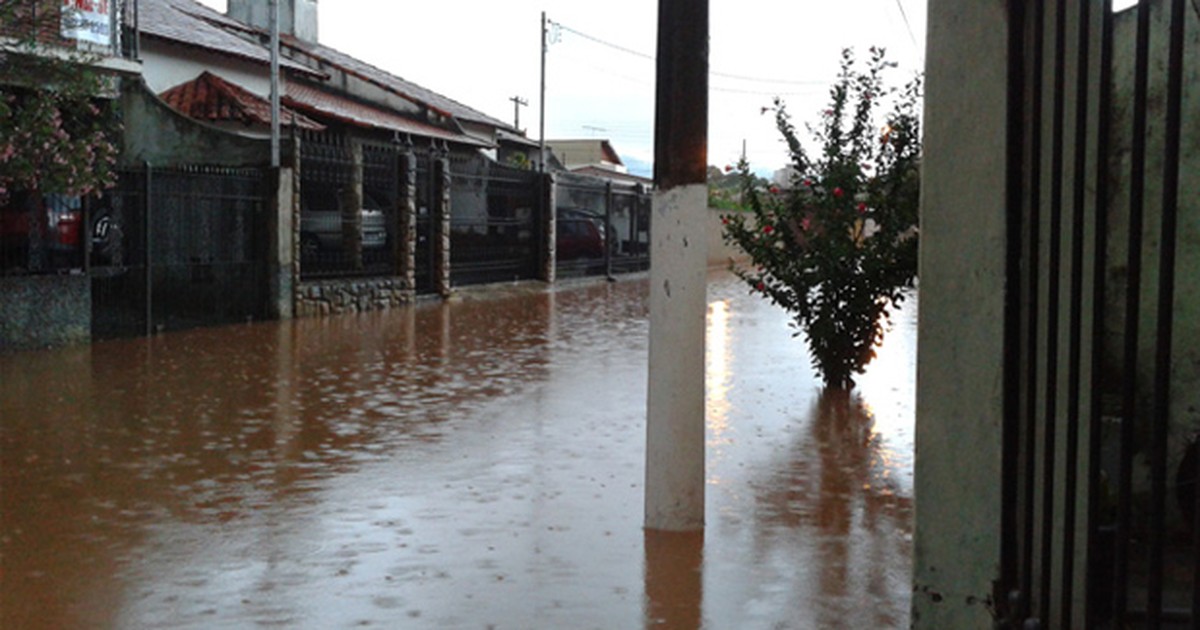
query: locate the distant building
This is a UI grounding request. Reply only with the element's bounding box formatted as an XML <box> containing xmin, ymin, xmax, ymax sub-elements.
<box><xmin>546</xmin><ymin>139</ymin><xmax>652</xmax><ymax>187</ymax></box>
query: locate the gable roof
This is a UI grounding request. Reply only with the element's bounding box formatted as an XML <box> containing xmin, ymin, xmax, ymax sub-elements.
<box><xmin>279</xmin><ymin>35</ymin><xmax>514</xmax><ymax>131</ymax></box>
<box><xmin>140</xmin><ymin>0</ymin><xmax>518</xmax><ymax>137</ymax></box>
<box><xmin>159</xmin><ymin>71</ymin><xmax>325</xmax><ymax>130</ymax></box>
<box><xmin>283</xmin><ymin>82</ymin><xmax>492</xmax><ymax>148</ymax></box>
<box><xmin>138</xmin><ymin>0</ymin><xmax>318</xmax><ymax>77</ymax></box>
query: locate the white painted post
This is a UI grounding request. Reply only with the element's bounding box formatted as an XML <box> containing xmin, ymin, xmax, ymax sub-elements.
<box><xmin>644</xmin><ymin>0</ymin><xmax>708</xmax><ymax>532</ymax></box>
<box><xmin>645</xmin><ymin>184</ymin><xmax>708</xmax><ymax>531</ymax></box>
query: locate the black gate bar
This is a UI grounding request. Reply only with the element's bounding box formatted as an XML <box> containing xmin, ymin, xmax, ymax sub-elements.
<box><xmin>1019</xmin><ymin>0</ymin><xmax>1047</xmax><ymax>620</ymax></box>
<box><xmin>1084</xmin><ymin>0</ymin><xmax>1115</xmax><ymax>626</ymax></box>
<box><xmin>1060</xmin><ymin>0</ymin><xmax>1093</xmax><ymax>626</ymax></box>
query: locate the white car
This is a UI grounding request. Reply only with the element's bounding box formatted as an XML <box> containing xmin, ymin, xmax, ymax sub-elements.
<box><xmin>300</xmin><ymin>188</ymin><xmax>389</xmax><ymax>257</ymax></box>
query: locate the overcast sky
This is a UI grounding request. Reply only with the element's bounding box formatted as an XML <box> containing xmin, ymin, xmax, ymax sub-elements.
<box><xmin>194</xmin><ymin>0</ymin><xmax>927</xmax><ymax>174</ymax></box>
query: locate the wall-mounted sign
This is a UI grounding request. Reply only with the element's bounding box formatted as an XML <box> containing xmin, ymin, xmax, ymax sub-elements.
<box><xmin>60</xmin><ymin>0</ymin><xmax>111</xmax><ymax>46</ymax></box>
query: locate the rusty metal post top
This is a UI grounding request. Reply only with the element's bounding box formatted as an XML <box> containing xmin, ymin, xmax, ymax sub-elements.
<box><xmin>653</xmin><ymin>0</ymin><xmax>708</xmax><ymax>191</ymax></box>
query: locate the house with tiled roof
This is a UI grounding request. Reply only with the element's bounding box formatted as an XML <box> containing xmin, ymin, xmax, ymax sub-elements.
<box><xmin>131</xmin><ymin>0</ymin><xmax>557</xmax><ymax>303</ymax></box>
<box><xmin>137</xmin><ymin>0</ymin><xmax>535</xmax><ymax>159</ymax></box>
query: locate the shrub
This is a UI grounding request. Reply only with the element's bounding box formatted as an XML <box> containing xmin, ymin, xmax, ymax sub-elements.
<box><xmin>721</xmin><ymin>47</ymin><xmax>921</xmax><ymax>389</ymax></box>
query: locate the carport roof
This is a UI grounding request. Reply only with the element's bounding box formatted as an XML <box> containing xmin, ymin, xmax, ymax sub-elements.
<box><xmin>283</xmin><ymin>83</ymin><xmax>493</xmax><ymax>148</ymax></box>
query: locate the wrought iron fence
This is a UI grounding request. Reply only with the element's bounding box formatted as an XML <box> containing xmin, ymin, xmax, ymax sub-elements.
<box><xmin>555</xmin><ymin>173</ymin><xmax>650</xmax><ymax>278</ymax></box>
<box><xmin>998</xmin><ymin>1</ymin><xmax>1196</xmax><ymax>627</ymax></box>
<box><xmin>449</xmin><ymin>157</ymin><xmax>542</xmax><ymax>286</ymax></box>
<box><xmin>298</xmin><ymin>131</ymin><xmax>397</xmax><ymax>280</ymax></box>
<box><xmin>91</xmin><ymin>165</ymin><xmax>268</xmax><ymax>339</ymax></box>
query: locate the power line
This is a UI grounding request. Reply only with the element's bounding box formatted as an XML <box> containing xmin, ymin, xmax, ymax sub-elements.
<box><xmin>891</xmin><ymin>0</ymin><xmax>921</xmax><ymax>60</ymax></box>
<box><xmin>550</xmin><ymin>18</ymin><xmax>834</xmax><ymax>88</ymax></box>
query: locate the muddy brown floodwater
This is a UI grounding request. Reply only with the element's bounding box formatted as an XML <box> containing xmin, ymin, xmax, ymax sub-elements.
<box><xmin>0</xmin><ymin>270</ymin><xmax>915</xmax><ymax>629</ymax></box>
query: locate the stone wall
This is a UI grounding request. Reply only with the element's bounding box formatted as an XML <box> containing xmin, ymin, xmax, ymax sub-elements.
<box><xmin>295</xmin><ymin>277</ymin><xmax>414</xmax><ymax>317</ymax></box>
<box><xmin>0</xmin><ymin>275</ymin><xmax>91</xmax><ymax>352</ymax></box>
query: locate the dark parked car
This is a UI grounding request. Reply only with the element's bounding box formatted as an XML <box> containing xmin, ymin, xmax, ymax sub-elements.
<box><xmin>1</xmin><ymin>192</ymin><xmax>83</xmax><ymax>271</ymax></box>
<box><xmin>556</xmin><ymin>216</ymin><xmax>605</xmax><ymax>260</ymax></box>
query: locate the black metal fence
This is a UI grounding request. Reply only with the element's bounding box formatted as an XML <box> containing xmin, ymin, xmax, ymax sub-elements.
<box><xmin>91</xmin><ymin>165</ymin><xmax>268</xmax><ymax>339</ymax></box>
<box><xmin>449</xmin><ymin>156</ymin><xmax>542</xmax><ymax>286</ymax></box>
<box><xmin>555</xmin><ymin>172</ymin><xmax>650</xmax><ymax>278</ymax></box>
<box><xmin>998</xmin><ymin>1</ymin><xmax>1195</xmax><ymax>627</ymax></box>
<box><xmin>298</xmin><ymin>131</ymin><xmax>398</xmax><ymax>279</ymax></box>
<box><xmin>415</xmin><ymin>152</ymin><xmax>435</xmax><ymax>293</ymax></box>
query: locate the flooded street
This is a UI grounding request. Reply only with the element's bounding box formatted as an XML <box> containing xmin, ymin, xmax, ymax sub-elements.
<box><xmin>1</xmin><ymin>271</ymin><xmax>915</xmax><ymax>629</ymax></box>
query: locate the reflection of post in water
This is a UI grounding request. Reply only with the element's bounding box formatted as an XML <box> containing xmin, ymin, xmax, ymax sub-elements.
<box><xmin>644</xmin><ymin>529</ymin><xmax>704</xmax><ymax>630</ymax></box>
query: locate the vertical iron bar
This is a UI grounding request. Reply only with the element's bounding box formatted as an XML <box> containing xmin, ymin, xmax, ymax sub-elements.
<box><xmin>1148</xmin><ymin>0</ymin><xmax>1186</xmax><ymax>624</ymax></box>
<box><xmin>144</xmin><ymin>161</ymin><xmax>153</xmax><ymax>337</ymax></box>
<box><xmin>1115</xmin><ymin>0</ymin><xmax>1154</xmax><ymax>622</ymax></box>
<box><xmin>1021</xmin><ymin>0</ymin><xmax>1047</xmax><ymax>621</ymax></box>
<box><xmin>1037</xmin><ymin>0</ymin><xmax>1069</xmax><ymax>622</ymax></box>
<box><xmin>1085</xmin><ymin>1</ymin><xmax>1114</xmax><ymax>626</ymax></box>
<box><xmin>1060</xmin><ymin>0</ymin><xmax>1091</xmax><ymax>625</ymax></box>
<box><xmin>1194</xmin><ymin>444</ymin><xmax>1200</xmax><ymax>628</ymax></box>
<box><xmin>1002</xmin><ymin>0</ymin><xmax>1027</xmax><ymax>617</ymax></box>
<box><xmin>604</xmin><ymin>181</ymin><xmax>613</xmax><ymax>279</ymax></box>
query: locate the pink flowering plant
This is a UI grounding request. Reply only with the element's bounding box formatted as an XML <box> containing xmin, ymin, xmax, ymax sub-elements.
<box><xmin>0</xmin><ymin>2</ymin><xmax>121</xmax><ymax>201</ymax></box>
<box><xmin>721</xmin><ymin>48</ymin><xmax>921</xmax><ymax>389</ymax></box>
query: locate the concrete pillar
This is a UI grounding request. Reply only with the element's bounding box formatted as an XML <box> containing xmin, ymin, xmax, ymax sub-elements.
<box><xmin>433</xmin><ymin>154</ymin><xmax>452</xmax><ymax>297</ymax></box>
<box><xmin>912</xmin><ymin>0</ymin><xmax>1010</xmax><ymax>627</ymax></box>
<box><xmin>541</xmin><ymin>172</ymin><xmax>557</xmax><ymax>283</ymax></box>
<box><xmin>344</xmin><ymin>139</ymin><xmax>364</xmax><ymax>270</ymax></box>
<box><xmin>397</xmin><ymin>149</ymin><xmax>417</xmax><ymax>288</ymax></box>
<box><xmin>266</xmin><ymin>160</ymin><xmax>295</xmax><ymax>320</ymax></box>
<box><xmin>644</xmin><ymin>0</ymin><xmax>708</xmax><ymax>532</ymax></box>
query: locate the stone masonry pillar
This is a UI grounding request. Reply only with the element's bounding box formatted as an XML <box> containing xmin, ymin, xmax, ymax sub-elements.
<box><xmin>644</xmin><ymin>0</ymin><xmax>708</xmax><ymax>532</ymax></box>
<box><xmin>433</xmin><ymin>153</ymin><xmax>452</xmax><ymax>297</ymax></box>
<box><xmin>541</xmin><ymin>171</ymin><xmax>557</xmax><ymax>283</ymax></box>
<box><xmin>397</xmin><ymin>149</ymin><xmax>417</xmax><ymax>289</ymax></box>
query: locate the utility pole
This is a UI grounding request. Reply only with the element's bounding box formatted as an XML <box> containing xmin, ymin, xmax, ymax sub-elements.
<box><xmin>538</xmin><ymin>12</ymin><xmax>548</xmax><ymax>172</ymax></box>
<box><xmin>269</xmin><ymin>0</ymin><xmax>280</xmax><ymax>168</ymax></box>
<box><xmin>645</xmin><ymin>0</ymin><xmax>708</xmax><ymax>532</ymax></box>
<box><xmin>509</xmin><ymin>95</ymin><xmax>528</xmax><ymax>131</ymax></box>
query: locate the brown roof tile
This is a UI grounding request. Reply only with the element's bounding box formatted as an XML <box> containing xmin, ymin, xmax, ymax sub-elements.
<box><xmin>283</xmin><ymin>83</ymin><xmax>492</xmax><ymax>148</ymax></box>
<box><xmin>159</xmin><ymin>71</ymin><xmax>325</xmax><ymax>131</ymax></box>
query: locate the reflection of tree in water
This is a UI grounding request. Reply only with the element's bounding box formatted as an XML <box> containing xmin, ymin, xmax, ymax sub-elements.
<box><xmin>749</xmin><ymin>388</ymin><xmax>913</xmax><ymax>628</ymax></box>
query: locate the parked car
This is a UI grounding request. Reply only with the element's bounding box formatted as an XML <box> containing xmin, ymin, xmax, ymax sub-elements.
<box><xmin>558</xmin><ymin>207</ymin><xmax>619</xmax><ymax>256</ymax></box>
<box><xmin>299</xmin><ymin>188</ymin><xmax>389</xmax><ymax>257</ymax></box>
<box><xmin>556</xmin><ymin>216</ymin><xmax>605</xmax><ymax>260</ymax></box>
<box><xmin>0</xmin><ymin>192</ymin><xmax>83</xmax><ymax>271</ymax></box>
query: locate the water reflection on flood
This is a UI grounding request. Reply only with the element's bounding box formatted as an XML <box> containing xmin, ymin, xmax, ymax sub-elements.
<box><xmin>1</xmin><ymin>272</ymin><xmax>914</xmax><ymax>629</ymax></box>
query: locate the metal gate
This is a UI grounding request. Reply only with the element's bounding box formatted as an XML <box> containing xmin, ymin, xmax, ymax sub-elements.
<box><xmin>448</xmin><ymin>157</ymin><xmax>542</xmax><ymax>286</ymax></box>
<box><xmin>91</xmin><ymin>165</ymin><xmax>269</xmax><ymax>339</ymax></box>
<box><xmin>998</xmin><ymin>0</ymin><xmax>1196</xmax><ymax>627</ymax></box>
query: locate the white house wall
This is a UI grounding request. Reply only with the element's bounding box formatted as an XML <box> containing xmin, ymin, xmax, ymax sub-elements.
<box><xmin>141</xmin><ymin>38</ymin><xmax>271</xmax><ymax>97</ymax></box>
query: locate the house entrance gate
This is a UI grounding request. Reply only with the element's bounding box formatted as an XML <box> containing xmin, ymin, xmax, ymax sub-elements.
<box><xmin>997</xmin><ymin>0</ymin><xmax>1195</xmax><ymax>627</ymax></box>
<box><xmin>91</xmin><ymin>165</ymin><xmax>269</xmax><ymax>339</ymax></box>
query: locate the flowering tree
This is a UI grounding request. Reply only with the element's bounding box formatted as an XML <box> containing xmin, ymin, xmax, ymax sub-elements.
<box><xmin>0</xmin><ymin>2</ymin><xmax>121</xmax><ymax>200</ymax></box>
<box><xmin>722</xmin><ymin>48</ymin><xmax>921</xmax><ymax>389</ymax></box>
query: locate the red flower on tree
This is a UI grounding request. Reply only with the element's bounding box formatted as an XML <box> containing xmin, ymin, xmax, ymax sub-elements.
<box><xmin>763</xmin><ymin>224</ymin><xmax>774</xmax><ymax>234</ymax></box>
<box><xmin>833</xmin><ymin>187</ymin><xmax>845</xmax><ymax>198</ymax></box>
<box><xmin>857</xmin><ymin>202</ymin><xmax>868</xmax><ymax>214</ymax></box>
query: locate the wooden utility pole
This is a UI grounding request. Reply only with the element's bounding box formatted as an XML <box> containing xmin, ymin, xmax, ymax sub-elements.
<box><xmin>644</xmin><ymin>0</ymin><xmax>708</xmax><ymax>532</ymax></box>
<box><xmin>509</xmin><ymin>95</ymin><xmax>528</xmax><ymax>131</ymax></box>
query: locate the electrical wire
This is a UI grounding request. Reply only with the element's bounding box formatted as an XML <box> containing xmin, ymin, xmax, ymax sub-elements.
<box><xmin>550</xmin><ymin>18</ymin><xmax>834</xmax><ymax>88</ymax></box>
<box><xmin>890</xmin><ymin>0</ymin><xmax>922</xmax><ymax>62</ymax></box>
